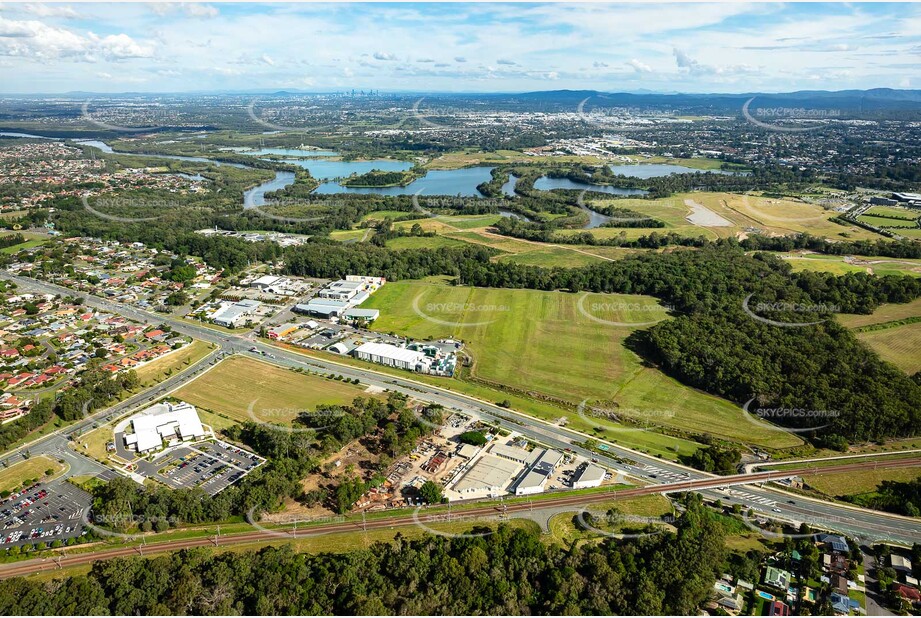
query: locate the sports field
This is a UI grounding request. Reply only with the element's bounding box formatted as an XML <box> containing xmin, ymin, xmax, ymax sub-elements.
<box><xmin>173</xmin><ymin>356</ymin><xmax>371</xmax><ymax>426</ymax></box>
<box><xmin>360</xmin><ymin>279</ymin><xmax>800</xmax><ymax>448</ymax></box>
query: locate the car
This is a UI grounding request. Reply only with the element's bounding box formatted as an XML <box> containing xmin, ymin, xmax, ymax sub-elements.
<box><xmin>787</xmin><ymin>500</ymin><xmax>796</xmax><ymax>505</ymax></box>
<box><xmin>772</xmin><ymin>508</ymin><xmax>782</xmax><ymax>513</ymax></box>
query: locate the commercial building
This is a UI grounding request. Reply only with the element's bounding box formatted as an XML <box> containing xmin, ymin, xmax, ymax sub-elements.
<box><xmin>295</xmin><ymin>298</ymin><xmax>350</xmax><ymax>318</ymax></box>
<box><xmin>571</xmin><ymin>462</ymin><xmax>606</xmax><ymax>489</ymax></box>
<box><xmin>491</xmin><ymin>443</ymin><xmax>537</xmax><ymax>466</ymax></box>
<box><xmin>452</xmin><ymin>454</ymin><xmax>520</xmax><ymax>496</ymax></box>
<box><xmin>343</xmin><ymin>308</ymin><xmax>379</xmax><ymax>322</ymax></box>
<box><xmin>513</xmin><ymin>469</ymin><xmax>550</xmax><ymax>496</ymax></box>
<box><xmin>212</xmin><ymin>299</ymin><xmax>260</xmax><ymax>327</ymax></box>
<box><xmin>512</xmin><ymin>448</ymin><xmax>563</xmax><ymax>496</ymax></box>
<box><xmin>353</xmin><ymin>341</ymin><xmax>427</xmax><ymax>371</ymax></box>
<box><xmin>250</xmin><ymin>275</ymin><xmax>282</xmax><ymax>291</ymax></box>
<box><xmin>123</xmin><ymin>402</ymin><xmax>207</xmax><ymax>454</ymax></box>
<box><xmin>318</xmin><ymin>280</ymin><xmax>364</xmax><ymax>301</ymax></box>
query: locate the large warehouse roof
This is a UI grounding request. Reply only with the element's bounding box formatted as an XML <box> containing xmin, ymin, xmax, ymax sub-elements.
<box><xmin>453</xmin><ymin>454</ymin><xmax>520</xmax><ymax>493</ymax></box>
<box><xmin>354</xmin><ymin>341</ymin><xmax>426</xmax><ymax>365</ymax></box>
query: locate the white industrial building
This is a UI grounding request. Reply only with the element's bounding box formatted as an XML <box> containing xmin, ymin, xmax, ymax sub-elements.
<box><xmin>491</xmin><ymin>443</ymin><xmax>536</xmax><ymax>465</ymax></box>
<box><xmin>452</xmin><ymin>454</ymin><xmax>520</xmax><ymax>496</ymax></box>
<box><xmin>512</xmin><ymin>448</ymin><xmax>564</xmax><ymax>496</ymax></box>
<box><xmin>571</xmin><ymin>463</ymin><xmax>606</xmax><ymax>489</ymax></box>
<box><xmin>295</xmin><ymin>298</ymin><xmax>350</xmax><ymax>318</ymax></box>
<box><xmin>514</xmin><ymin>469</ymin><xmax>550</xmax><ymax>496</ymax></box>
<box><xmin>123</xmin><ymin>402</ymin><xmax>208</xmax><ymax>454</ymax></box>
<box><xmin>318</xmin><ymin>280</ymin><xmax>364</xmax><ymax>301</ymax></box>
<box><xmin>211</xmin><ymin>299</ymin><xmax>260</xmax><ymax>327</ymax></box>
<box><xmin>353</xmin><ymin>341</ymin><xmax>428</xmax><ymax>371</ymax></box>
<box><xmin>251</xmin><ymin>275</ymin><xmax>283</xmax><ymax>291</ymax></box>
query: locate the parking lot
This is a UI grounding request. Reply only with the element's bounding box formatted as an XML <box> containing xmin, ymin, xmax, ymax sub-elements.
<box><xmin>0</xmin><ymin>480</ymin><xmax>91</xmax><ymax>549</ymax></box>
<box><xmin>134</xmin><ymin>440</ymin><xmax>265</xmax><ymax>496</ymax></box>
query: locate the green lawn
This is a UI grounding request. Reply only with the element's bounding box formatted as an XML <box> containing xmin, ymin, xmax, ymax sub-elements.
<box><xmin>135</xmin><ymin>340</ymin><xmax>215</xmax><ymax>385</ymax></box>
<box><xmin>496</xmin><ymin>246</ymin><xmax>605</xmax><ymax>268</ymax></box>
<box><xmin>0</xmin><ymin>455</ymin><xmax>64</xmax><ymax>493</ymax></box>
<box><xmin>361</xmin><ymin>279</ymin><xmax>801</xmax><ymax>449</ymax></box>
<box><xmin>856</xmin><ymin>323</ymin><xmax>921</xmax><ymax>374</ymax></box>
<box><xmin>802</xmin><ymin>466</ymin><xmax>921</xmax><ymax>497</ymax></box>
<box><xmin>174</xmin><ymin>356</ymin><xmax>372</xmax><ymax>425</ymax></box>
<box><xmin>0</xmin><ymin>239</ymin><xmax>45</xmax><ymax>254</ymax></box>
<box><xmin>838</xmin><ymin>297</ymin><xmax>921</xmax><ymax>329</ymax></box>
<box><xmin>386</xmin><ymin>235</ymin><xmax>469</xmax><ymax>250</ymax></box>
<box><xmin>857</xmin><ymin>214</ymin><xmax>919</xmax><ymax>229</ymax></box>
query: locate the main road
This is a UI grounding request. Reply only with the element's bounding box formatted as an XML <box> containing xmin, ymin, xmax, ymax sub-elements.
<box><xmin>4</xmin><ymin>271</ymin><xmax>921</xmax><ymax>547</ymax></box>
<box><xmin>0</xmin><ymin>458</ymin><xmax>917</xmax><ymax>580</ymax></box>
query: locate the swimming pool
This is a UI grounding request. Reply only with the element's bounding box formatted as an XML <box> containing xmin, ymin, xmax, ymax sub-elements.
<box><xmin>758</xmin><ymin>591</ymin><xmax>776</xmax><ymax>601</ymax></box>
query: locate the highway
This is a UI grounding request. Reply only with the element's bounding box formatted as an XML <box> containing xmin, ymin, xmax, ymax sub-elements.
<box><xmin>0</xmin><ymin>458</ymin><xmax>917</xmax><ymax>580</ymax></box>
<box><xmin>4</xmin><ymin>271</ymin><xmax>921</xmax><ymax>549</ymax></box>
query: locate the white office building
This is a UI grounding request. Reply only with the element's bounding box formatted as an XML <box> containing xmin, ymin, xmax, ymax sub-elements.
<box><xmin>124</xmin><ymin>402</ymin><xmax>207</xmax><ymax>454</ymax></box>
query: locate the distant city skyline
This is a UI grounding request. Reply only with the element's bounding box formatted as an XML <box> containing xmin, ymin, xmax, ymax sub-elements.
<box><xmin>0</xmin><ymin>2</ymin><xmax>919</xmax><ymax>94</ymax></box>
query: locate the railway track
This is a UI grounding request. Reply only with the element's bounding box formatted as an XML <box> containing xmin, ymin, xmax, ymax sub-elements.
<box><xmin>1</xmin><ymin>457</ymin><xmax>918</xmax><ymax>580</ymax></box>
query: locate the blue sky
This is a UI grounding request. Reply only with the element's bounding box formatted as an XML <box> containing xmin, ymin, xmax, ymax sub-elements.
<box><xmin>0</xmin><ymin>2</ymin><xmax>918</xmax><ymax>94</ymax></box>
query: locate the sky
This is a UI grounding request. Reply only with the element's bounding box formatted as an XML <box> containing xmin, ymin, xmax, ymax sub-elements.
<box><xmin>0</xmin><ymin>2</ymin><xmax>919</xmax><ymax>94</ymax></box>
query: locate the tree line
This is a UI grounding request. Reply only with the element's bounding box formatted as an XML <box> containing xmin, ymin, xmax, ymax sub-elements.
<box><xmin>0</xmin><ymin>497</ymin><xmax>726</xmax><ymax>616</ymax></box>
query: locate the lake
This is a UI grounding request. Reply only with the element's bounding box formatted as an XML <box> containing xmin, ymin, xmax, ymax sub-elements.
<box><xmin>312</xmin><ymin>166</ymin><xmax>495</xmax><ymax>196</ymax></box>
<box><xmin>279</xmin><ymin>157</ymin><xmax>413</xmax><ymax>181</ymax></box>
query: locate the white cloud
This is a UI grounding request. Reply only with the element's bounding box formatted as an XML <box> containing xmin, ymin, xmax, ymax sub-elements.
<box><xmin>627</xmin><ymin>59</ymin><xmax>652</xmax><ymax>73</ymax></box>
<box><xmin>373</xmin><ymin>51</ymin><xmax>396</xmax><ymax>61</ymax></box>
<box><xmin>0</xmin><ymin>16</ymin><xmax>153</xmax><ymax>61</ymax></box>
<box><xmin>150</xmin><ymin>3</ymin><xmax>218</xmax><ymax>19</ymax></box>
<box><xmin>496</xmin><ymin>58</ymin><xmax>516</xmax><ymax>65</ymax></box>
<box><xmin>19</xmin><ymin>4</ymin><xmax>80</xmax><ymax>19</ymax></box>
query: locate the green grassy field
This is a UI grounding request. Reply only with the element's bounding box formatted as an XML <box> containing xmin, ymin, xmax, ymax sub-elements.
<box><xmin>135</xmin><ymin>340</ymin><xmax>215</xmax><ymax>385</ymax></box>
<box><xmin>803</xmin><ymin>466</ymin><xmax>921</xmax><ymax>497</ymax></box>
<box><xmin>857</xmin><ymin>214</ymin><xmax>919</xmax><ymax>229</ymax></box>
<box><xmin>838</xmin><ymin>297</ymin><xmax>921</xmax><ymax>328</ymax></box>
<box><xmin>836</xmin><ymin>297</ymin><xmax>921</xmax><ymax>373</ymax></box>
<box><xmin>0</xmin><ymin>455</ymin><xmax>64</xmax><ymax>493</ymax></box>
<box><xmin>174</xmin><ymin>356</ymin><xmax>371</xmax><ymax>425</ymax></box>
<box><xmin>775</xmin><ymin>253</ymin><xmax>921</xmax><ymax>278</ymax></box>
<box><xmin>864</xmin><ymin>205</ymin><xmax>920</xmax><ymax>220</ymax></box>
<box><xmin>394</xmin><ymin>214</ymin><xmax>504</xmax><ymax>231</ymax></box>
<box><xmin>361</xmin><ymin>279</ymin><xmax>801</xmax><ymax>448</ymax></box>
<box><xmin>856</xmin><ymin>323</ymin><xmax>921</xmax><ymax>374</ymax></box>
<box><xmin>0</xmin><ymin>239</ymin><xmax>46</xmax><ymax>254</ymax></box>
<box><xmin>496</xmin><ymin>246</ymin><xmax>605</xmax><ymax>268</ymax></box>
<box><xmin>386</xmin><ymin>235</ymin><xmax>469</xmax><ymax>250</ymax></box>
